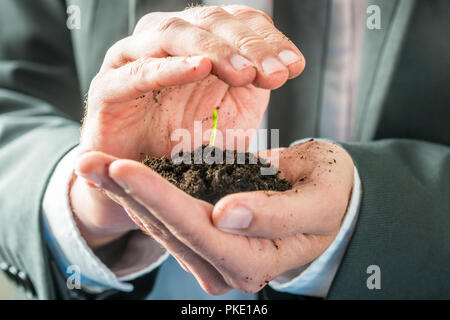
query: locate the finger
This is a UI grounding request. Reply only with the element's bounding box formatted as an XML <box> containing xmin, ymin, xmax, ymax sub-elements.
<box><xmin>103</xmin><ymin>16</ymin><xmax>257</xmax><ymax>87</ymax></box>
<box><xmin>105</xmin><ymin>189</ymin><xmax>232</xmax><ymax>296</ymax></box>
<box><xmin>108</xmin><ymin>159</ymin><xmax>220</xmax><ymax>246</ymax></box>
<box><xmin>107</xmin><ymin>160</ymin><xmax>254</xmax><ymax>272</ymax></box>
<box><xmin>108</xmin><ymin>159</ymin><xmax>338</xmax><ymax>293</ymax></box>
<box><xmin>180</xmin><ymin>6</ymin><xmax>289</xmax><ymax>89</ymax></box>
<box><xmin>212</xmin><ymin>148</ymin><xmax>352</xmax><ymax>239</ymax></box>
<box><xmin>96</xmin><ymin>56</ymin><xmax>212</xmax><ymax>103</ymax></box>
<box><xmin>212</xmin><ymin>187</ymin><xmax>343</xmax><ymax>239</ymax></box>
<box><xmin>76</xmin><ymin>151</ymin><xmax>231</xmax><ymax>295</ymax></box>
<box><xmin>224</xmin><ymin>5</ymin><xmax>305</xmax><ymax>79</ymax></box>
<box><xmin>74</xmin><ymin>151</ymin><xmax>138</xmax><ymax>232</ymax></box>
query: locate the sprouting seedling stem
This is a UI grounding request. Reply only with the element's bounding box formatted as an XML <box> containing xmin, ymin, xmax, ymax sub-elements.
<box><xmin>209</xmin><ymin>106</ymin><xmax>218</xmax><ymax>147</ymax></box>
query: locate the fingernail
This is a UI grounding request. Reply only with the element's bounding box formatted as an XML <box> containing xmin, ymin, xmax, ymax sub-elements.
<box><xmin>113</xmin><ymin>177</ymin><xmax>131</xmax><ymax>193</ymax></box>
<box><xmin>261</xmin><ymin>56</ymin><xmax>286</xmax><ymax>75</ymax></box>
<box><xmin>217</xmin><ymin>206</ymin><xmax>253</xmax><ymax>230</ymax></box>
<box><xmin>230</xmin><ymin>54</ymin><xmax>253</xmax><ymax>71</ymax></box>
<box><xmin>278</xmin><ymin>50</ymin><xmax>302</xmax><ymax>66</ymax></box>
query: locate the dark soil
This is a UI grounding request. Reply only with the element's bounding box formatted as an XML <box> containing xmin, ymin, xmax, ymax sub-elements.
<box><xmin>143</xmin><ymin>146</ymin><xmax>291</xmax><ymax>204</ymax></box>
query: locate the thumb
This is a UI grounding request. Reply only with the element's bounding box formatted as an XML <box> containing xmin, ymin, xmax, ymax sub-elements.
<box><xmin>212</xmin><ymin>185</ymin><xmax>344</xmax><ymax>239</ymax></box>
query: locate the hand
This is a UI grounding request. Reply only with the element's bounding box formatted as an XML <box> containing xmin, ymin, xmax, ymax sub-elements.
<box><xmin>71</xmin><ymin>5</ymin><xmax>305</xmax><ymax>248</ymax></box>
<box><xmin>75</xmin><ymin>140</ymin><xmax>354</xmax><ymax>294</ymax></box>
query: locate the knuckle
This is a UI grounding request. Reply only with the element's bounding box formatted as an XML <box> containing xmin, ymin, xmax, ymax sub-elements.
<box><xmin>194</xmin><ymin>5</ymin><xmax>227</xmax><ymax>20</ymax></box>
<box><xmin>156</xmin><ymin>16</ymin><xmax>186</xmax><ymax>33</ymax></box>
<box><xmin>236</xmin><ymin>35</ymin><xmax>267</xmax><ymax>51</ymax></box>
<box><xmin>129</xmin><ymin>58</ymin><xmax>147</xmax><ymax>79</ymax></box>
<box><xmin>129</xmin><ymin>58</ymin><xmax>153</xmax><ymax>93</ymax></box>
<box><xmin>104</xmin><ymin>37</ymin><xmax>130</xmax><ymax>67</ymax></box>
<box><xmin>197</xmin><ymin>33</ymin><xmax>233</xmax><ymax>55</ymax></box>
<box><xmin>135</xmin><ymin>12</ymin><xmax>162</xmax><ymax>34</ymax></box>
<box><xmin>226</xmin><ymin>5</ymin><xmax>274</xmax><ymax>25</ymax></box>
<box><xmin>141</xmin><ymin>12</ymin><xmax>159</xmax><ymax>23</ymax></box>
<box><xmin>104</xmin><ymin>46</ymin><xmax>117</xmax><ymax>63</ymax></box>
<box><xmin>225</xmin><ymin>4</ymin><xmax>255</xmax><ymax>15</ymax></box>
<box><xmin>198</xmin><ymin>35</ymin><xmax>217</xmax><ymax>51</ymax></box>
<box><xmin>262</xmin><ymin>33</ymin><xmax>287</xmax><ymax>50</ymax></box>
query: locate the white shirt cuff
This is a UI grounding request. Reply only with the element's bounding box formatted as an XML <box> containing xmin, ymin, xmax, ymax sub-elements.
<box><xmin>269</xmin><ymin>139</ymin><xmax>362</xmax><ymax>298</ymax></box>
<box><xmin>42</xmin><ymin>147</ymin><xmax>169</xmax><ymax>293</ymax></box>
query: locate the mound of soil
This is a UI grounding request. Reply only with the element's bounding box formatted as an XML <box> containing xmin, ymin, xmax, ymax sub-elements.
<box><xmin>143</xmin><ymin>146</ymin><xmax>291</xmax><ymax>204</ymax></box>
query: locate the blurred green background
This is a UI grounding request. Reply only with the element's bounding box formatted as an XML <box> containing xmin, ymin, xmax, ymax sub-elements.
<box><xmin>0</xmin><ymin>272</ymin><xmax>15</xmax><ymax>299</ymax></box>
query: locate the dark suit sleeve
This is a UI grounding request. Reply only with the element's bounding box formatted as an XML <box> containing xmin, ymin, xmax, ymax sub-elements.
<box><xmin>0</xmin><ymin>0</ymin><xmax>82</xmax><ymax>299</ymax></box>
<box><xmin>325</xmin><ymin>139</ymin><xmax>450</xmax><ymax>299</ymax></box>
<box><xmin>261</xmin><ymin>138</ymin><xmax>450</xmax><ymax>300</ymax></box>
<box><xmin>0</xmin><ymin>0</ymin><xmax>162</xmax><ymax>300</ymax></box>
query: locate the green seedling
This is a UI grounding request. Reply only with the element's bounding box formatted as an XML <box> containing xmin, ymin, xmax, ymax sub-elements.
<box><xmin>209</xmin><ymin>106</ymin><xmax>218</xmax><ymax>147</ymax></box>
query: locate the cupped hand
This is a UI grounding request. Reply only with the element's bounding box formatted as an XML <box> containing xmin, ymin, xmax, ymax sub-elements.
<box><xmin>71</xmin><ymin>5</ymin><xmax>305</xmax><ymax>247</ymax></box>
<box><xmin>82</xmin><ymin>5</ymin><xmax>305</xmax><ymax>158</ymax></box>
<box><xmin>75</xmin><ymin>140</ymin><xmax>354</xmax><ymax>295</ymax></box>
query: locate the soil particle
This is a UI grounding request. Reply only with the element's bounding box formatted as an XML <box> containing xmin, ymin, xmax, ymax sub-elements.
<box><xmin>271</xmin><ymin>240</ymin><xmax>279</xmax><ymax>250</ymax></box>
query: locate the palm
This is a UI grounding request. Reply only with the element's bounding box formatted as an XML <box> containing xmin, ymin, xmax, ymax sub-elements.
<box><xmin>85</xmin><ymin>74</ymin><xmax>270</xmax><ymax>160</ymax></box>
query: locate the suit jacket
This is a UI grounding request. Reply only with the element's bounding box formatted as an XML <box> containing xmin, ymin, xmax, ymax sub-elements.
<box><xmin>0</xmin><ymin>0</ymin><xmax>449</xmax><ymax>299</ymax></box>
